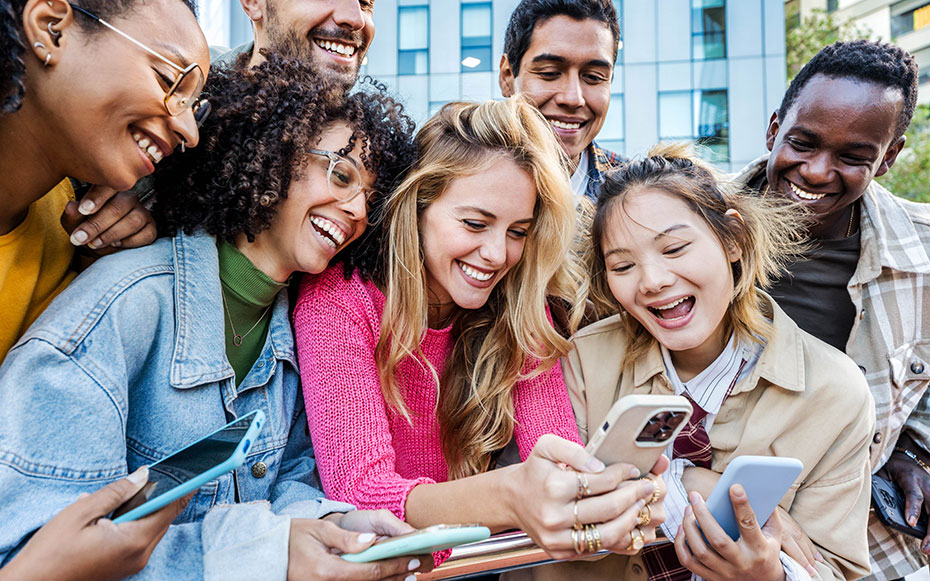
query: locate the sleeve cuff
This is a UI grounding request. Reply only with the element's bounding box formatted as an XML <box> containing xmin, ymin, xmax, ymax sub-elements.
<box><xmin>202</xmin><ymin>501</ymin><xmax>291</xmax><ymax>581</ymax></box>
<box><xmin>780</xmin><ymin>551</ymin><xmax>812</xmax><ymax>581</ymax></box>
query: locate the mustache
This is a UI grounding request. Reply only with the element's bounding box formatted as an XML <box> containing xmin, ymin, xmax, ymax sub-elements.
<box><xmin>309</xmin><ymin>26</ymin><xmax>367</xmax><ymax>51</ymax></box>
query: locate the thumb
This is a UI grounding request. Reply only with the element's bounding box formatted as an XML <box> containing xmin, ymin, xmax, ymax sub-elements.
<box><xmin>315</xmin><ymin>519</ymin><xmax>379</xmax><ymax>554</ymax></box>
<box><xmin>531</xmin><ymin>434</ymin><xmax>605</xmax><ymax>474</ymax></box>
<box><xmin>74</xmin><ymin>467</ymin><xmax>150</xmax><ymax>520</ymax></box>
<box><xmin>60</xmin><ymin>201</ymin><xmax>82</xmax><ymax>235</ymax></box>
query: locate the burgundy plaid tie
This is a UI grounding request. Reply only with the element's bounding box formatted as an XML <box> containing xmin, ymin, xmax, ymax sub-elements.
<box><xmin>641</xmin><ymin>359</ymin><xmax>748</xmax><ymax>581</ymax></box>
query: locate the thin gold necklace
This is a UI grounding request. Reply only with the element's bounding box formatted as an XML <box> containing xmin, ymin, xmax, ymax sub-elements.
<box><xmin>846</xmin><ymin>202</ymin><xmax>857</xmax><ymax>238</ymax></box>
<box><xmin>221</xmin><ymin>288</ymin><xmax>272</xmax><ymax>347</ymax></box>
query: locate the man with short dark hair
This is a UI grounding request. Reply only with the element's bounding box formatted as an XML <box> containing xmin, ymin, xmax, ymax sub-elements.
<box><xmin>498</xmin><ymin>0</ymin><xmax>622</xmax><ymax>201</ymax></box>
<box><xmin>734</xmin><ymin>39</ymin><xmax>930</xmax><ymax>581</ymax></box>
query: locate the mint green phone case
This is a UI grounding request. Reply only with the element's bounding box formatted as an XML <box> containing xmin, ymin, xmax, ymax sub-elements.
<box><xmin>342</xmin><ymin>525</ymin><xmax>491</xmax><ymax>563</ymax></box>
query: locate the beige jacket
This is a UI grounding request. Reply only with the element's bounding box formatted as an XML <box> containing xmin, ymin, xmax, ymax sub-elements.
<box><xmin>513</xmin><ymin>294</ymin><xmax>874</xmax><ymax>581</ymax></box>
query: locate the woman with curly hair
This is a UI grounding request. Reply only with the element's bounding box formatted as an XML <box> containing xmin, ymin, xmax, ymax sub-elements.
<box><xmin>0</xmin><ymin>0</ymin><xmax>210</xmax><ymax>363</ymax></box>
<box><xmin>295</xmin><ymin>97</ymin><xmax>668</xmax><ymax>563</ymax></box>
<box><xmin>0</xmin><ymin>54</ymin><xmax>433</xmax><ymax>581</ymax></box>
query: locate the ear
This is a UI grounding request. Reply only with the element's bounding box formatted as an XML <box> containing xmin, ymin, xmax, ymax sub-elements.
<box><xmin>723</xmin><ymin>209</ymin><xmax>743</xmax><ymax>263</ymax></box>
<box><xmin>21</xmin><ymin>0</ymin><xmax>73</xmax><ymax>66</ymax></box>
<box><xmin>764</xmin><ymin>111</ymin><xmax>780</xmax><ymax>152</ymax></box>
<box><xmin>874</xmin><ymin>135</ymin><xmax>906</xmax><ymax>178</ymax></box>
<box><xmin>499</xmin><ymin>54</ymin><xmax>515</xmax><ymax>98</ymax></box>
<box><xmin>239</xmin><ymin>0</ymin><xmax>264</xmax><ymax>22</ymax></box>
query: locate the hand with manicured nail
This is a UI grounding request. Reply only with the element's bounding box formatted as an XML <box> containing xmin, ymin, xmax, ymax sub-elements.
<box><xmin>287</xmin><ymin>511</ymin><xmax>434</xmax><ymax>581</ymax></box>
<box><xmin>0</xmin><ymin>467</ymin><xmax>191</xmax><ymax>581</ymax></box>
<box><xmin>60</xmin><ymin>185</ymin><xmax>157</xmax><ymax>255</ymax></box>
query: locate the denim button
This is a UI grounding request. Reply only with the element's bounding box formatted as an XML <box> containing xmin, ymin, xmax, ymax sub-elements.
<box><xmin>911</xmin><ymin>361</ymin><xmax>925</xmax><ymax>375</ymax></box>
<box><xmin>251</xmin><ymin>461</ymin><xmax>268</xmax><ymax>478</ymax></box>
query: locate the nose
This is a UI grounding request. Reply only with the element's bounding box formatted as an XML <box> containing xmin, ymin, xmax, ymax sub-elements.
<box><xmin>798</xmin><ymin>151</ymin><xmax>835</xmax><ymax>186</ymax></box>
<box><xmin>337</xmin><ymin>190</ymin><xmax>367</xmax><ymax>223</ymax></box>
<box><xmin>638</xmin><ymin>261</ymin><xmax>675</xmax><ymax>294</ymax></box>
<box><xmin>478</xmin><ymin>230</ymin><xmax>508</xmax><ymax>268</ymax></box>
<box><xmin>553</xmin><ymin>73</ymin><xmax>585</xmax><ymax>109</ymax></box>
<box><xmin>332</xmin><ymin>0</ymin><xmax>366</xmax><ymax>32</ymax></box>
<box><xmin>169</xmin><ymin>108</ymin><xmax>200</xmax><ymax>150</ymax></box>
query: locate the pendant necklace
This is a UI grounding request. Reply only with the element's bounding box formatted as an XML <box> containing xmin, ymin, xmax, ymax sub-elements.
<box><xmin>221</xmin><ymin>288</ymin><xmax>272</xmax><ymax>347</ymax></box>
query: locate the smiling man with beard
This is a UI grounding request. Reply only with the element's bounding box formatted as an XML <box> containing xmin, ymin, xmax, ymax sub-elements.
<box><xmin>734</xmin><ymin>40</ymin><xmax>930</xmax><ymax>581</ymax></box>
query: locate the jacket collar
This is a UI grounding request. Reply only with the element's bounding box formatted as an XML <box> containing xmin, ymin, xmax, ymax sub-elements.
<box><xmin>168</xmin><ymin>232</ymin><xmax>296</xmax><ymax>389</ymax></box>
<box><xmin>629</xmin><ymin>291</ymin><xmax>806</xmax><ymax>396</ymax></box>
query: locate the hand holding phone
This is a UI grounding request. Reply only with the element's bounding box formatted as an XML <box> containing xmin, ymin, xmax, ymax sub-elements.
<box><xmin>341</xmin><ymin>524</ymin><xmax>491</xmax><ymax>563</ymax></box>
<box><xmin>872</xmin><ymin>474</ymin><xmax>929</xmax><ymax>538</ymax></box>
<box><xmin>586</xmin><ymin>394</ymin><xmax>692</xmax><ymax>474</ymax></box>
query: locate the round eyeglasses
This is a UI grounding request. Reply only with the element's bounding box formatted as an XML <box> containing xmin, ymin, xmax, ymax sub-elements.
<box><xmin>69</xmin><ymin>3</ymin><xmax>205</xmax><ymax>118</ymax></box>
<box><xmin>308</xmin><ymin>149</ymin><xmax>377</xmax><ymax>204</ymax></box>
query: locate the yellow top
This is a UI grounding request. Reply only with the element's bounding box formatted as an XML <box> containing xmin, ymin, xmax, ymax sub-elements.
<box><xmin>0</xmin><ymin>179</ymin><xmax>77</xmax><ymax>361</ymax></box>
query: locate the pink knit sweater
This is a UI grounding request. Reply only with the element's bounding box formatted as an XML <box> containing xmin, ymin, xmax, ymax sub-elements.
<box><xmin>294</xmin><ymin>266</ymin><xmax>582</xmax><ymax>520</ymax></box>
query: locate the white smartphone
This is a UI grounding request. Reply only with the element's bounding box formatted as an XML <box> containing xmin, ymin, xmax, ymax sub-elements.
<box><xmin>585</xmin><ymin>394</ymin><xmax>693</xmax><ymax>473</ymax></box>
<box><xmin>704</xmin><ymin>455</ymin><xmax>804</xmax><ymax>540</ymax></box>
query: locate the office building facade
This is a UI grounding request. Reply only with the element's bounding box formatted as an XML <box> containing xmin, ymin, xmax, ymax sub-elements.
<box><xmin>199</xmin><ymin>0</ymin><xmax>786</xmax><ymax>170</ymax></box>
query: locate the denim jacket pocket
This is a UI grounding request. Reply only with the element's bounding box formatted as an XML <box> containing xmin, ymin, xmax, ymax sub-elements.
<box><xmin>170</xmin><ymin>478</ymin><xmax>220</xmax><ymax>524</ymax></box>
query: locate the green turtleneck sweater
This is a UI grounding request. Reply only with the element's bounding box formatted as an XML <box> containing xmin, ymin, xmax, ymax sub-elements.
<box><xmin>217</xmin><ymin>240</ymin><xmax>287</xmax><ymax>386</ymax></box>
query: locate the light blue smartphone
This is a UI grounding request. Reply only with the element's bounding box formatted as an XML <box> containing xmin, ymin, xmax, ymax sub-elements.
<box><xmin>111</xmin><ymin>410</ymin><xmax>265</xmax><ymax>524</ymax></box>
<box><xmin>704</xmin><ymin>455</ymin><xmax>803</xmax><ymax>540</ymax></box>
<box><xmin>341</xmin><ymin>524</ymin><xmax>491</xmax><ymax>563</ymax></box>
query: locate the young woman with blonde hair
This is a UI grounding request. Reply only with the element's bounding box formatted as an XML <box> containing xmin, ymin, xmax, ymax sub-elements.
<box><xmin>295</xmin><ymin>97</ymin><xmax>667</xmax><ymax>561</ymax></box>
<box><xmin>563</xmin><ymin>142</ymin><xmax>874</xmax><ymax>580</ymax></box>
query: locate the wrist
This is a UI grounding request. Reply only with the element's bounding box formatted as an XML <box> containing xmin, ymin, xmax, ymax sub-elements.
<box><xmin>496</xmin><ymin>464</ymin><xmax>522</xmax><ymax>528</ymax></box>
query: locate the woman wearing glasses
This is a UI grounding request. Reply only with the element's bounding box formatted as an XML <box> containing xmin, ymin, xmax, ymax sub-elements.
<box><xmin>295</xmin><ymin>98</ymin><xmax>667</xmax><ymax>563</ymax></box>
<box><xmin>0</xmin><ymin>53</ymin><xmax>431</xmax><ymax>580</ymax></box>
<box><xmin>0</xmin><ymin>0</ymin><xmax>209</xmax><ymax>365</ymax></box>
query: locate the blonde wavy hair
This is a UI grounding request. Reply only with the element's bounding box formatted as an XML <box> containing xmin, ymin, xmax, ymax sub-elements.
<box><xmin>587</xmin><ymin>142</ymin><xmax>809</xmax><ymax>368</ymax></box>
<box><xmin>375</xmin><ymin>97</ymin><xmax>584</xmax><ymax>479</ymax></box>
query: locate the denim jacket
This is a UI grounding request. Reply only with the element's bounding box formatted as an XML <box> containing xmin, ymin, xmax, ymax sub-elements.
<box><xmin>0</xmin><ymin>231</ymin><xmax>353</xmax><ymax>580</ymax></box>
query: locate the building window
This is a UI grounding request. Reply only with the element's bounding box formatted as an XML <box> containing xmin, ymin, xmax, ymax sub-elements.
<box><xmin>614</xmin><ymin>0</ymin><xmax>623</xmax><ymax>64</ymax></box>
<box><xmin>398</xmin><ymin>5</ymin><xmax>429</xmax><ymax>75</ymax></box>
<box><xmin>695</xmin><ymin>89</ymin><xmax>729</xmax><ymax>160</ymax></box>
<box><xmin>461</xmin><ymin>2</ymin><xmax>492</xmax><ymax>72</ymax></box>
<box><xmin>658</xmin><ymin>91</ymin><xmax>693</xmax><ymax>141</ymax></box>
<box><xmin>892</xmin><ymin>3</ymin><xmax>930</xmax><ymax>38</ymax></box>
<box><xmin>826</xmin><ymin>0</ymin><xmax>838</xmax><ymax>12</ymax></box>
<box><xmin>692</xmin><ymin>0</ymin><xmax>726</xmax><ymax>60</ymax></box>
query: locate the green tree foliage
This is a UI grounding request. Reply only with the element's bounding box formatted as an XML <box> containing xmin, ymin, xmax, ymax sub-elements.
<box><xmin>877</xmin><ymin>104</ymin><xmax>930</xmax><ymax>203</ymax></box>
<box><xmin>785</xmin><ymin>8</ymin><xmax>871</xmax><ymax>81</ymax></box>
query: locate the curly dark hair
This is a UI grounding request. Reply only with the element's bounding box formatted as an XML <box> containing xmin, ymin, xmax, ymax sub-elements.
<box><xmin>503</xmin><ymin>0</ymin><xmax>619</xmax><ymax>76</ymax></box>
<box><xmin>779</xmin><ymin>39</ymin><xmax>918</xmax><ymax>141</ymax></box>
<box><xmin>1</xmin><ymin>0</ymin><xmax>196</xmax><ymax>113</ymax></box>
<box><xmin>152</xmin><ymin>52</ymin><xmax>416</xmax><ymax>251</ymax></box>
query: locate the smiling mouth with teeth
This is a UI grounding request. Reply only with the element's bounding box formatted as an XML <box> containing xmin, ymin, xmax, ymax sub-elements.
<box><xmin>310</xmin><ymin>215</ymin><xmax>347</xmax><ymax>249</ymax></box>
<box><xmin>132</xmin><ymin>131</ymin><xmax>165</xmax><ymax>165</ymax></box>
<box><xmin>457</xmin><ymin>260</ymin><xmax>494</xmax><ymax>282</ymax></box>
<box><xmin>787</xmin><ymin>181</ymin><xmax>829</xmax><ymax>201</ymax></box>
<box><xmin>314</xmin><ymin>39</ymin><xmax>357</xmax><ymax>57</ymax></box>
<box><xmin>648</xmin><ymin>296</ymin><xmax>695</xmax><ymax>320</ymax></box>
<box><xmin>549</xmin><ymin>119</ymin><xmax>582</xmax><ymax>130</ymax></box>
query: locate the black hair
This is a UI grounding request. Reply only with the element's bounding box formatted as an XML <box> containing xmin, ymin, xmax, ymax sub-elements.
<box><xmin>502</xmin><ymin>0</ymin><xmax>619</xmax><ymax>76</ymax></box>
<box><xmin>152</xmin><ymin>51</ymin><xmax>416</xmax><ymax>246</ymax></box>
<box><xmin>1</xmin><ymin>0</ymin><xmax>197</xmax><ymax>113</ymax></box>
<box><xmin>779</xmin><ymin>39</ymin><xmax>918</xmax><ymax>141</ymax></box>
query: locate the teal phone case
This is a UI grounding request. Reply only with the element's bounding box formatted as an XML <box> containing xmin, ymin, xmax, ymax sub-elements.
<box><xmin>112</xmin><ymin>410</ymin><xmax>265</xmax><ymax>524</ymax></box>
<box><xmin>704</xmin><ymin>455</ymin><xmax>803</xmax><ymax>540</ymax></box>
<box><xmin>342</xmin><ymin>525</ymin><xmax>491</xmax><ymax>563</ymax></box>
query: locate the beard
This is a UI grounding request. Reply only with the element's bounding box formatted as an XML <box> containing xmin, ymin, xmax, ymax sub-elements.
<box><xmin>264</xmin><ymin>2</ymin><xmax>365</xmax><ymax>94</ymax></box>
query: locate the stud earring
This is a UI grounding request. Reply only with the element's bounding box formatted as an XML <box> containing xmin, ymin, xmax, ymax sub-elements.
<box><xmin>34</xmin><ymin>41</ymin><xmax>46</xmax><ymax>49</ymax></box>
<box><xmin>44</xmin><ymin>53</ymin><xmax>51</xmax><ymax>66</ymax></box>
<box><xmin>48</xmin><ymin>22</ymin><xmax>61</xmax><ymax>40</ymax></box>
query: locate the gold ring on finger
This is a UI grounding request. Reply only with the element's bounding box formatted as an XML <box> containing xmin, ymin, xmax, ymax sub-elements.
<box><xmin>572</xmin><ymin>527</ymin><xmax>587</xmax><ymax>554</ymax></box>
<box><xmin>628</xmin><ymin>526</ymin><xmax>646</xmax><ymax>551</ymax></box>
<box><xmin>573</xmin><ymin>499</ymin><xmax>582</xmax><ymax>530</ymax></box>
<box><xmin>584</xmin><ymin>523</ymin><xmax>602</xmax><ymax>552</ymax></box>
<box><xmin>644</xmin><ymin>474</ymin><xmax>661</xmax><ymax>505</ymax></box>
<box><xmin>575</xmin><ymin>470</ymin><xmax>591</xmax><ymax>499</ymax></box>
<box><xmin>637</xmin><ymin>503</ymin><xmax>651</xmax><ymax>526</ymax></box>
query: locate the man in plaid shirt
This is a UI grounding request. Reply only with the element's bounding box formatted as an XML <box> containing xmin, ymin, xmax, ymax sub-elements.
<box><xmin>735</xmin><ymin>40</ymin><xmax>930</xmax><ymax>580</ymax></box>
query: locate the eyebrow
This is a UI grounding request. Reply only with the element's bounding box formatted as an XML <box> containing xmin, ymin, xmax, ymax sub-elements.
<box><xmin>529</xmin><ymin>53</ymin><xmax>612</xmax><ymax>69</ymax></box>
<box><xmin>153</xmin><ymin>43</ymin><xmax>192</xmax><ymax>68</ymax></box>
<box><xmin>603</xmin><ymin>224</ymin><xmax>690</xmax><ymax>259</ymax></box>
<box><xmin>456</xmin><ymin>206</ymin><xmax>533</xmax><ymax>224</ymax></box>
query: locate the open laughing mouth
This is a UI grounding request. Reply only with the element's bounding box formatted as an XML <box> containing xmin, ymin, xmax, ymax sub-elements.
<box><xmin>787</xmin><ymin>181</ymin><xmax>830</xmax><ymax>201</ymax></box>
<box><xmin>131</xmin><ymin>128</ymin><xmax>167</xmax><ymax>165</ymax></box>
<box><xmin>313</xmin><ymin>38</ymin><xmax>357</xmax><ymax>58</ymax></box>
<box><xmin>309</xmin><ymin>215</ymin><xmax>347</xmax><ymax>249</ymax></box>
<box><xmin>456</xmin><ymin>260</ymin><xmax>495</xmax><ymax>282</ymax></box>
<box><xmin>549</xmin><ymin>119</ymin><xmax>586</xmax><ymax>131</ymax></box>
<box><xmin>648</xmin><ymin>296</ymin><xmax>695</xmax><ymax>321</ymax></box>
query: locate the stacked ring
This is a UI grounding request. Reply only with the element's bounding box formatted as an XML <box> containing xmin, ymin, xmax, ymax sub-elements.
<box><xmin>572</xmin><ymin>527</ymin><xmax>587</xmax><ymax>555</ymax></box>
<box><xmin>637</xmin><ymin>504</ymin><xmax>652</xmax><ymax>526</ymax></box>
<box><xmin>573</xmin><ymin>499</ymin><xmax>582</xmax><ymax>530</ymax></box>
<box><xmin>644</xmin><ymin>474</ymin><xmax>661</xmax><ymax>505</ymax></box>
<box><xmin>584</xmin><ymin>523</ymin><xmax>603</xmax><ymax>552</ymax></box>
<box><xmin>628</xmin><ymin>527</ymin><xmax>646</xmax><ymax>551</ymax></box>
<box><xmin>575</xmin><ymin>471</ymin><xmax>592</xmax><ymax>499</ymax></box>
